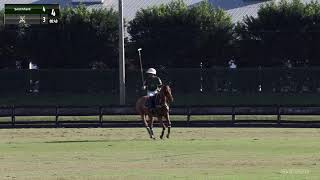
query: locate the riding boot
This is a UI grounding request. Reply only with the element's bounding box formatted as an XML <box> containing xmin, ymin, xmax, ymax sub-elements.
<box><xmin>147</xmin><ymin>96</ymin><xmax>155</xmax><ymax>114</ymax></box>
<box><xmin>146</xmin><ymin>97</ymin><xmax>151</xmax><ymax>109</ymax></box>
<box><xmin>151</xmin><ymin>96</ymin><xmax>156</xmax><ymax>109</ymax></box>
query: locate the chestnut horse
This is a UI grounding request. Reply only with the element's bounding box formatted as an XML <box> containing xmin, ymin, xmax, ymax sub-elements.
<box><xmin>136</xmin><ymin>85</ymin><xmax>173</xmax><ymax>139</ymax></box>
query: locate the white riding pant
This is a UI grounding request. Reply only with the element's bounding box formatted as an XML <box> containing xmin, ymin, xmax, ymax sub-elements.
<box><xmin>147</xmin><ymin>90</ymin><xmax>158</xmax><ymax>97</ymax></box>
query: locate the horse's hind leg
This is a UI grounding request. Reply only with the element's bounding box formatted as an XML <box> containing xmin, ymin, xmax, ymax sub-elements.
<box><xmin>142</xmin><ymin>114</ymin><xmax>152</xmax><ymax>139</ymax></box>
<box><xmin>148</xmin><ymin>115</ymin><xmax>155</xmax><ymax>140</ymax></box>
<box><xmin>165</xmin><ymin>113</ymin><xmax>171</xmax><ymax>139</ymax></box>
<box><xmin>159</xmin><ymin>117</ymin><xmax>166</xmax><ymax>139</ymax></box>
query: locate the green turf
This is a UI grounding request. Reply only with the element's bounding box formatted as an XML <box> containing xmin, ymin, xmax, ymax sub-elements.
<box><xmin>0</xmin><ymin>128</ymin><xmax>319</xmax><ymax>180</ymax></box>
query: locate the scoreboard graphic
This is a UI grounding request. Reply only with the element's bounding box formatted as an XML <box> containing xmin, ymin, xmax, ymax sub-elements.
<box><xmin>4</xmin><ymin>4</ymin><xmax>60</xmax><ymax>25</ymax></box>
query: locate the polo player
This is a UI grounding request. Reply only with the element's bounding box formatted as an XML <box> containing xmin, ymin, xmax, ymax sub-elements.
<box><xmin>142</xmin><ymin>68</ymin><xmax>162</xmax><ymax>110</ymax></box>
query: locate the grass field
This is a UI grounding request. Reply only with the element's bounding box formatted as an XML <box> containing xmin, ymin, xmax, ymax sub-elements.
<box><xmin>0</xmin><ymin>128</ymin><xmax>320</xmax><ymax>180</ymax></box>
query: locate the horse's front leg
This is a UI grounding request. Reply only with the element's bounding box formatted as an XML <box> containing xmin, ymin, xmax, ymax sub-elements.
<box><xmin>165</xmin><ymin>113</ymin><xmax>171</xmax><ymax>139</ymax></box>
<box><xmin>159</xmin><ymin>116</ymin><xmax>166</xmax><ymax>139</ymax></box>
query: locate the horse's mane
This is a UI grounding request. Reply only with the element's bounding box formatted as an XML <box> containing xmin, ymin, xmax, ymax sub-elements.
<box><xmin>159</xmin><ymin>85</ymin><xmax>172</xmax><ymax>104</ymax></box>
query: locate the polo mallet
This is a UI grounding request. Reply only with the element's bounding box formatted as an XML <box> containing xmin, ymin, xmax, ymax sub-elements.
<box><xmin>138</xmin><ymin>48</ymin><xmax>144</xmax><ymax>86</ymax></box>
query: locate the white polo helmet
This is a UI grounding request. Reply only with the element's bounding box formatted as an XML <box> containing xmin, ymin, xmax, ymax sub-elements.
<box><xmin>146</xmin><ymin>68</ymin><xmax>156</xmax><ymax>75</ymax></box>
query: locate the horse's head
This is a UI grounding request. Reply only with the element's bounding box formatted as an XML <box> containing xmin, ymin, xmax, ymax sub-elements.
<box><xmin>160</xmin><ymin>85</ymin><xmax>173</xmax><ymax>103</ymax></box>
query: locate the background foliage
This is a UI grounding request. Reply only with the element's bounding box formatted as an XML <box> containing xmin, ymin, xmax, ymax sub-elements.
<box><xmin>236</xmin><ymin>0</ymin><xmax>320</xmax><ymax>67</ymax></box>
<box><xmin>128</xmin><ymin>0</ymin><xmax>234</xmax><ymax>68</ymax></box>
<box><xmin>1</xmin><ymin>0</ymin><xmax>320</xmax><ymax>69</ymax></box>
<box><xmin>0</xmin><ymin>6</ymin><xmax>119</xmax><ymax>69</ymax></box>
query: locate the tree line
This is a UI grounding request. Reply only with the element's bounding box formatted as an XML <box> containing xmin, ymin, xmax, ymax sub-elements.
<box><xmin>1</xmin><ymin>0</ymin><xmax>320</xmax><ymax>69</ymax></box>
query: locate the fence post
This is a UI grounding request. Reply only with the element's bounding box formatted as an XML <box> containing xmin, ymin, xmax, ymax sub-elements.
<box><xmin>186</xmin><ymin>106</ymin><xmax>191</xmax><ymax>126</ymax></box>
<box><xmin>99</xmin><ymin>106</ymin><xmax>103</xmax><ymax>126</ymax></box>
<box><xmin>11</xmin><ymin>105</ymin><xmax>15</xmax><ymax>127</ymax></box>
<box><xmin>277</xmin><ymin>105</ymin><xmax>281</xmax><ymax>125</ymax></box>
<box><xmin>55</xmin><ymin>105</ymin><xmax>59</xmax><ymax>127</ymax></box>
<box><xmin>231</xmin><ymin>105</ymin><xmax>236</xmax><ymax>124</ymax></box>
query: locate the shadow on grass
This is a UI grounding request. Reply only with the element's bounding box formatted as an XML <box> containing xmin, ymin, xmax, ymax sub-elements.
<box><xmin>44</xmin><ymin>140</ymin><xmax>110</xmax><ymax>143</ymax></box>
<box><xmin>44</xmin><ymin>139</ymin><xmax>149</xmax><ymax>144</ymax></box>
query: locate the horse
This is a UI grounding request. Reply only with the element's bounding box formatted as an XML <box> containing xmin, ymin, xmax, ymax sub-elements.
<box><xmin>135</xmin><ymin>85</ymin><xmax>173</xmax><ymax>139</ymax></box>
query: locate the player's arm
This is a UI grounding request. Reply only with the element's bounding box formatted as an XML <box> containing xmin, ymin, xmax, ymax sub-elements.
<box><xmin>142</xmin><ymin>80</ymin><xmax>147</xmax><ymax>90</ymax></box>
